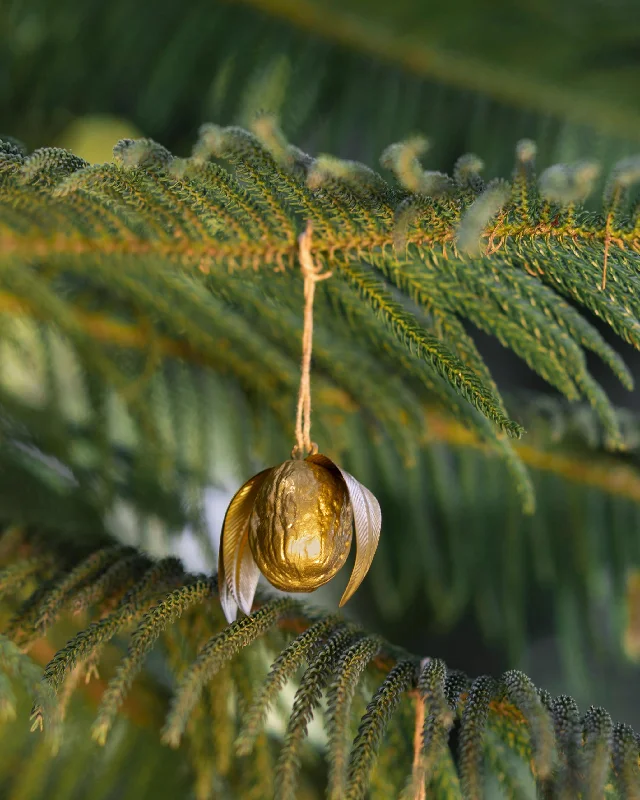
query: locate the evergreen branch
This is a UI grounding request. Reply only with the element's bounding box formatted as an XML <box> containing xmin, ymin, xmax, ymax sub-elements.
<box><xmin>8</xmin><ymin>290</ymin><xmax>640</xmax><ymax>667</ymax></box>
<box><xmin>91</xmin><ymin>576</ymin><xmax>215</xmax><ymax>745</ymax></box>
<box><xmin>325</xmin><ymin>635</ymin><xmax>383</xmax><ymax>800</ymax></box>
<box><xmin>162</xmin><ymin>598</ymin><xmax>298</xmax><ymax>748</ymax></box>
<box><xmin>70</xmin><ymin>552</ymin><xmax>151</xmax><ymax>615</ymax></box>
<box><xmin>29</xmin><ymin>546</ymin><xmax>130</xmax><ymax>640</ymax></box>
<box><xmin>320</xmin><ymin>275</ymin><xmax>534</xmax><ymax>505</ymax></box>
<box><xmin>548</xmin><ymin>695</ymin><xmax>583</xmax><ymax>797</ymax></box>
<box><xmin>458</xmin><ymin>675</ymin><xmax>497</xmax><ymax>799</ymax></box>
<box><xmin>501</xmin><ymin>670</ymin><xmax>555</xmax><ymax>780</ymax></box>
<box><xmin>275</xmin><ymin>625</ymin><xmax>355</xmax><ymax>800</ymax></box>
<box><xmin>25</xmin><ymin>637</ymin><xmax>166</xmax><ymax>730</ymax></box>
<box><xmin>3</xmin><ymin>128</ymin><xmax>640</xmax><ymax>696</ymax></box>
<box><xmin>345</xmin><ymin>659</ymin><xmax>417</xmax><ymax>800</ymax></box>
<box><xmin>582</xmin><ymin>706</ymin><xmax>613</xmax><ymax>800</ymax></box>
<box><xmin>612</xmin><ymin>723</ymin><xmax>640</xmax><ymax>800</ymax></box>
<box><xmin>31</xmin><ymin>556</ymin><xmax>186</xmax><ymax>724</ymax></box>
<box><xmin>3</xmin><ymin>130</ymin><xmax>639</xmax><ymax>460</ymax></box>
<box><xmin>416</xmin><ymin>658</ymin><xmax>455</xmax><ymax>784</ymax></box>
<box><xmin>5</xmin><ymin>274</ymin><xmax>640</xmax><ymax>505</ymax></box>
<box><xmin>1</xmin><ymin>532</ymin><xmax>639</xmax><ymax>799</ymax></box>
<box><xmin>332</xmin><ymin>260</ymin><xmax>522</xmax><ymax>438</ymax></box>
<box><xmin>236</xmin><ymin>615</ymin><xmax>343</xmax><ymax>757</ymax></box>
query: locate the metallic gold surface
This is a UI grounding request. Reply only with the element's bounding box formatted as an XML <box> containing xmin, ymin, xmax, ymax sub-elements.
<box><xmin>248</xmin><ymin>459</ymin><xmax>353</xmax><ymax>592</ymax></box>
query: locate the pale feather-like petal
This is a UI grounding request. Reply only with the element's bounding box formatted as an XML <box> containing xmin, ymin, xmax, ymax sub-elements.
<box><xmin>336</xmin><ymin>470</ymin><xmax>381</xmax><ymax>606</ymax></box>
<box><xmin>235</xmin><ymin>534</ymin><xmax>261</xmax><ymax>616</ymax></box>
<box><xmin>219</xmin><ymin>468</ymin><xmax>271</xmax><ymax>623</ymax></box>
<box><xmin>306</xmin><ymin>454</ymin><xmax>381</xmax><ymax>606</ymax></box>
<box><xmin>218</xmin><ymin>562</ymin><xmax>237</xmax><ymax>624</ymax></box>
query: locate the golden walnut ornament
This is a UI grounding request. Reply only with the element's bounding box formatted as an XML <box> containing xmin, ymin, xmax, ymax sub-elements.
<box><xmin>218</xmin><ymin>453</ymin><xmax>381</xmax><ymax>623</ymax></box>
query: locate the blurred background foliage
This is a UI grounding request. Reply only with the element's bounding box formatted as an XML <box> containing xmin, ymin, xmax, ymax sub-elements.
<box><xmin>3</xmin><ymin>0</ymin><xmax>640</xmax><ymax>172</ymax></box>
<box><xmin>2</xmin><ymin>0</ymin><xmax>640</xmax><ymax>796</ymax></box>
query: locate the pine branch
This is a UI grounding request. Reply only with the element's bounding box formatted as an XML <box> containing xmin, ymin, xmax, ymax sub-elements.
<box><xmin>3</xmin><ymin>318</ymin><xmax>640</xmax><ymax>671</ymax></box>
<box><xmin>2</xmin><ymin>127</ymin><xmax>640</xmax><ymax>693</ymax></box>
<box><xmin>1</xmin><ymin>530</ymin><xmax>639</xmax><ymax>799</ymax></box>
<box><xmin>2</xmin><ymin>127</ymin><xmax>639</xmax><ymax>488</ymax></box>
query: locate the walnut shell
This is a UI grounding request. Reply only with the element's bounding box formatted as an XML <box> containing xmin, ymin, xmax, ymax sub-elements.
<box><xmin>248</xmin><ymin>459</ymin><xmax>353</xmax><ymax>592</ymax></box>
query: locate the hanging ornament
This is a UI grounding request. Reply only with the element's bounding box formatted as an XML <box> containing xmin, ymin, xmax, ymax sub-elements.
<box><xmin>218</xmin><ymin>223</ymin><xmax>382</xmax><ymax>623</ymax></box>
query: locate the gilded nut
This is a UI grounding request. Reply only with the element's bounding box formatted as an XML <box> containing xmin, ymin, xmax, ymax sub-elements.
<box><xmin>248</xmin><ymin>460</ymin><xmax>353</xmax><ymax>592</ymax></box>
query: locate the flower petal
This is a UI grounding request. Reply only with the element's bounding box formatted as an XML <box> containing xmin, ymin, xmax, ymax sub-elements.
<box><xmin>306</xmin><ymin>454</ymin><xmax>381</xmax><ymax>606</ymax></box>
<box><xmin>219</xmin><ymin>468</ymin><xmax>271</xmax><ymax>623</ymax></box>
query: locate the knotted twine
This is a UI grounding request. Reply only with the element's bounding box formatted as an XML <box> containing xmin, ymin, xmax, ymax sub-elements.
<box><xmin>292</xmin><ymin>222</ymin><xmax>332</xmax><ymax>458</ymax></box>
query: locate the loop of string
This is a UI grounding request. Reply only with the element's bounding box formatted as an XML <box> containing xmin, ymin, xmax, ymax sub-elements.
<box><xmin>292</xmin><ymin>222</ymin><xmax>332</xmax><ymax>459</ymax></box>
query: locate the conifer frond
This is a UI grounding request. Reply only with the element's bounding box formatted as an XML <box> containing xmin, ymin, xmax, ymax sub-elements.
<box><xmin>500</xmin><ymin>670</ymin><xmax>555</xmax><ymax>780</ymax></box>
<box><xmin>458</xmin><ymin>675</ymin><xmax>497</xmax><ymax>799</ymax></box>
<box><xmin>276</xmin><ymin>625</ymin><xmax>355</xmax><ymax>800</ymax></box>
<box><xmin>4</xmin><ymin>321</ymin><xmax>640</xmax><ymax>674</ymax></box>
<box><xmin>31</xmin><ymin>556</ymin><xmax>186</xmax><ymax>720</ymax></box>
<box><xmin>91</xmin><ymin>575</ymin><xmax>215</xmax><ymax>745</ymax></box>
<box><xmin>548</xmin><ymin>694</ymin><xmax>583</xmax><ymax>797</ymax></box>
<box><xmin>415</xmin><ymin>658</ymin><xmax>455</xmax><ymax>785</ymax></box>
<box><xmin>1</xmin><ymin>531</ymin><xmax>639</xmax><ymax>799</ymax></box>
<box><xmin>29</xmin><ymin>546</ymin><xmax>131</xmax><ymax>641</ymax></box>
<box><xmin>3</xmin><ymin>4</ymin><xmax>640</xmax><ymax>797</ymax></box>
<box><xmin>582</xmin><ymin>706</ymin><xmax>614</xmax><ymax>799</ymax></box>
<box><xmin>325</xmin><ymin>635</ymin><xmax>383</xmax><ymax>799</ymax></box>
<box><xmin>2</xmin><ymin>125</ymin><xmax>640</xmax><ymax>742</ymax></box>
<box><xmin>237</xmin><ymin>614</ymin><xmax>343</xmax><ymax>757</ymax></box>
<box><xmin>612</xmin><ymin>723</ymin><xmax>640</xmax><ymax>800</ymax></box>
<box><xmin>162</xmin><ymin>597</ymin><xmax>299</xmax><ymax>748</ymax></box>
<box><xmin>2</xmin><ymin>126</ymin><xmax>639</xmax><ymax>466</ymax></box>
<box><xmin>345</xmin><ymin>659</ymin><xmax>417</xmax><ymax>800</ymax></box>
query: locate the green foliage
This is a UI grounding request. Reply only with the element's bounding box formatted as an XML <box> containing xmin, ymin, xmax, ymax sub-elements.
<box><xmin>92</xmin><ymin>575</ymin><xmax>216</xmax><ymax>745</ymax></box>
<box><xmin>237</xmin><ymin>614</ymin><xmax>344</xmax><ymax>757</ymax></box>
<box><xmin>0</xmin><ymin>635</ymin><xmax>42</xmax><ymax>722</ymax></box>
<box><xmin>3</xmin><ymin>531</ymin><xmax>638</xmax><ymax>799</ymax></box>
<box><xmin>2</xmin><ymin>125</ymin><xmax>639</xmax><ymax>470</ymax></box>
<box><xmin>4</xmin><ymin>0</ymin><xmax>640</xmax><ymax>173</ymax></box>
<box><xmin>325</xmin><ymin>634</ymin><xmax>383</xmax><ymax>798</ymax></box>
<box><xmin>0</xmin><ymin>700</ymin><xmax>190</xmax><ymax>800</ymax></box>
<box><xmin>2</xmin><ymin>123</ymin><xmax>640</xmax><ymax>676</ymax></box>
<box><xmin>345</xmin><ymin>658</ymin><xmax>416</xmax><ymax>799</ymax></box>
<box><xmin>163</xmin><ymin>595</ymin><xmax>297</xmax><ymax>749</ymax></box>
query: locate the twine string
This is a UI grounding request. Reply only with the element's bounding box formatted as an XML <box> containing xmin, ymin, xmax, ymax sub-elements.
<box><xmin>293</xmin><ymin>222</ymin><xmax>332</xmax><ymax>458</ymax></box>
